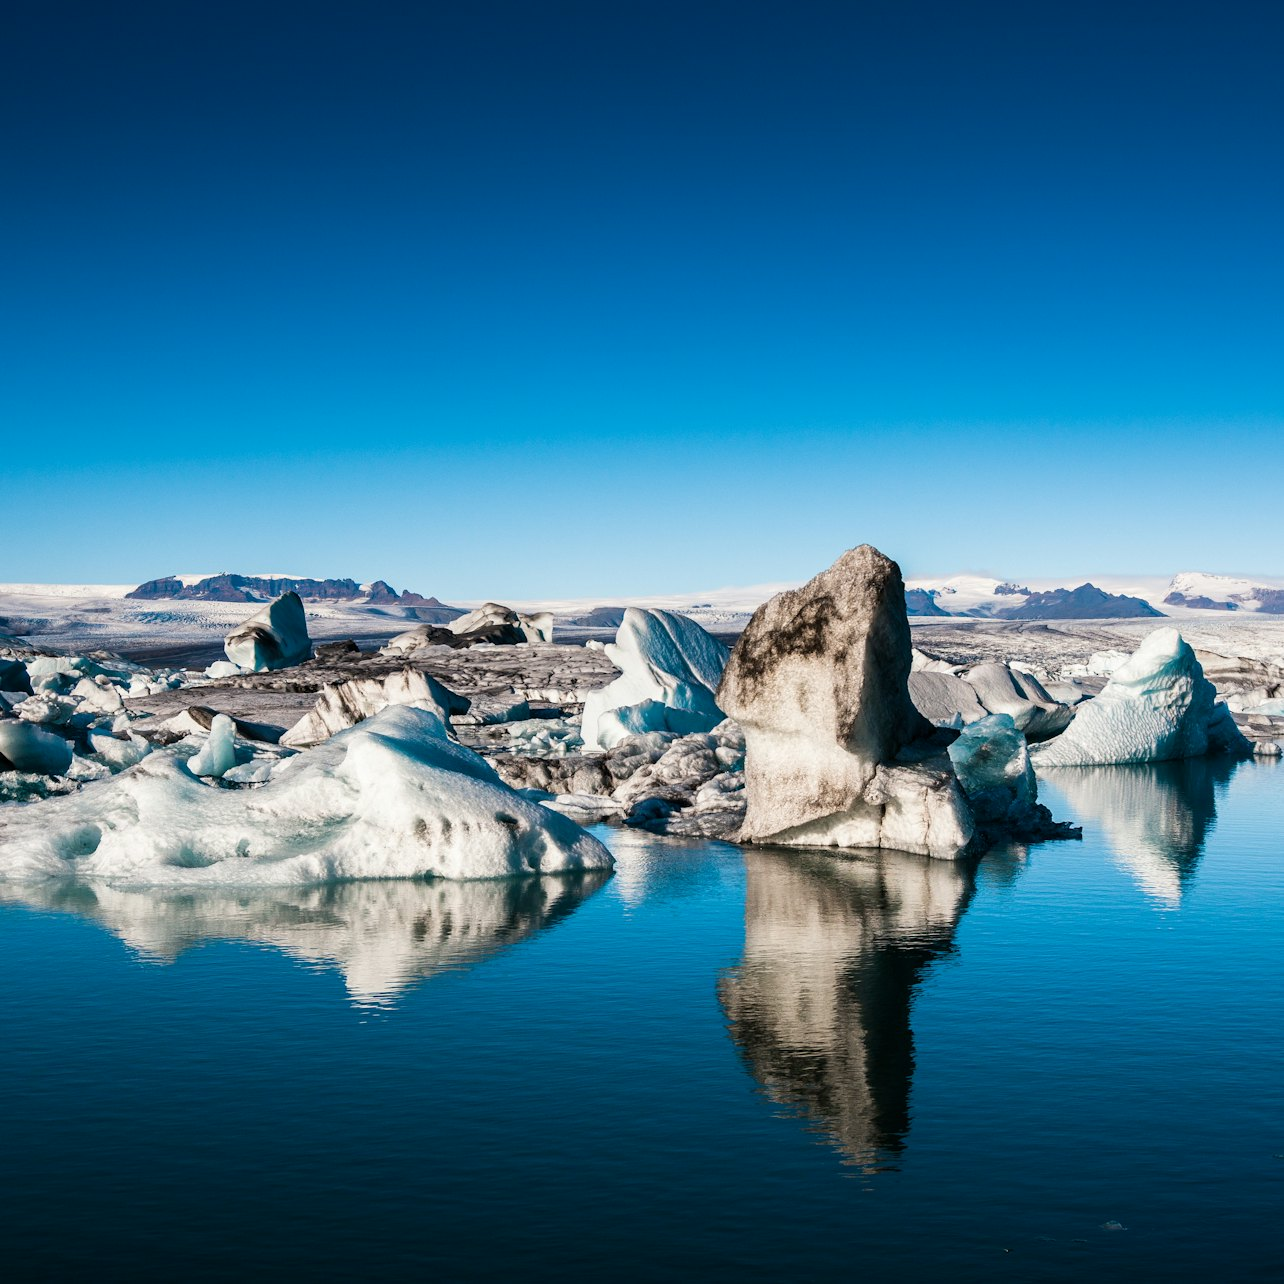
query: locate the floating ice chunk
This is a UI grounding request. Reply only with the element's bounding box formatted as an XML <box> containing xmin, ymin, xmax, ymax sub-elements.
<box><xmin>948</xmin><ymin>714</ymin><xmax>1035</xmax><ymax>804</ymax></box>
<box><xmin>88</xmin><ymin>731</ymin><xmax>152</xmax><ymax>773</ymax></box>
<box><xmin>71</xmin><ymin>677</ymin><xmax>125</xmax><ymax>714</ymax></box>
<box><xmin>1087</xmin><ymin>649</ymin><xmax>1131</xmax><ymax>676</ymax></box>
<box><xmin>205</xmin><ymin>660</ymin><xmax>243</xmax><ymax>679</ymax></box>
<box><xmin>281</xmin><ymin>670</ymin><xmax>469</xmax><ymax>748</ymax></box>
<box><xmin>0</xmin><ymin>721</ymin><xmax>73</xmax><ymax>775</ymax></box>
<box><xmin>581</xmin><ymin>608</ymin><xmax>728</xmax><ymax>750</ymax></box>
<box><xmin>946</xmin><ymin>713</ymin><xmax>1041</xmax><ymax>832</ymax></box>
<box><xmin>188</xmin><ymin>714</ymin><xmax>238</xmax><ymax>778</ymax></box>
<box><xmin>13</xmin><ymin>694</ymin><xmax>78</xmax><ymax>726</ymax></box>
<box><xmin>450</xmin><ymin>695</ymin><xmax>530</xmax><ymax>727</ymax></box>
<box><xmin>505</xmin><ymin>718</ymin><xmax>585</xmax><ymax>757</ymax></box>
<box><xmin>224</xmin><ymin>592</ymin><xmax>311</xmax><ymax>671</ymax></box>
<box><xmin>1032</xmin><ymin>628</ymin><xmax>1252</xmax><ymax>767</ymax></box>
<box><xmin>0</xmin><ymin>706</ymin><xmax>613</xmax><ymax>885</ymax></box>
<box><xmin>222</xmin><ymin>760</ymin><xmax>275</xmax><ymax>785</ymax></box>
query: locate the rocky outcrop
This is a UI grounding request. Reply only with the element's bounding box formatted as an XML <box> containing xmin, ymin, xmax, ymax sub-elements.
<box><xmin>224</xmin><ymin>593</ymin><xmax>312</xmax><ymax>671</ymax></box>
<box><xmin>1164</xmin><ymin>592</ymin><xmax>1237</xmax><ymax>611</ymax></box>
<box><xmin>717</xmin><ymin>545</ymin><xmax>977</xmax><ymax>859</ymax></box>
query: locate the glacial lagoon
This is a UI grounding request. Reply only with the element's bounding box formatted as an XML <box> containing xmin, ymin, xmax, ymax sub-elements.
<box><xmin>1</xmin><ymin>759</ymin><xmax>1281</xmax><ymax>1281</ymax></box>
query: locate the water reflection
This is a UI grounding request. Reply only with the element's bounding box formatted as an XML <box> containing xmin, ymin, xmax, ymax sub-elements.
<box><xmin>719</xmin><ymin>847</ymin><xmax>975</xmax><ymax>1170</ymax></box>
<box><xmin>1040</xmin><ymin>759</ymin><xmax>1239</xmax><ymax>906</ymax></box>
<box><xmin>0</xmin><ymin>874</ymin><xmax>610</xmax><ymax>1008</ymax></box>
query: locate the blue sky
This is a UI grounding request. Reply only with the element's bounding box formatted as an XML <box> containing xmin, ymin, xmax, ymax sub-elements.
<box><xmin>4</xmin><ymin>1</ymin><xmax>1281</xmax><ymax>597</ymax></box>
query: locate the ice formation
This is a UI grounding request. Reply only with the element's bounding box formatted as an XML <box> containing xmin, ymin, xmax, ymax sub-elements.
<box><xmin>281</xmin><ymin>669</ymin><xmax>469</xmax><ymax>748</ymax></box>
<box><xmin>907</xmin><ymin>670</ymin><xmax>988</xmax><ymax>728</ymax></box>
<box><xmin>944</xmin><ymin>712</ymin><xmax>1056</xmax><ymax>839</ymax></box>
<box><xmin>580</xmin><ymin>608</ymin><xmax>729</xmax><ymax>749</ymax></box>
<box><xmin>1032</xmin><ymin>628</ymin><xmax>1251</xmax><ymax>767</ymax></box>
<box><xmin>448</xmin><ymin>603</ymin><xmax>554</xmax><ymax>644</ymax></box>
<box><xmin>717</xmin><ymin>545</ymin><xmax>976</xmax><ymax>859</ymax></box>
<box><xmin>0</xmin><ymin>721</ymin><xmax>73</xmax><ymax>775</ymax></box>
<box><xmin>223</xmin><ymin>592</ymin><xmax>311</xmax><ymax>671</ymax></box>
<box><xmin>961</xmin><ymin>663</ymin><xmax>1073</xmax><ymax>740</ymax></box>
<box><xmin>187</xmin><ymin>714</ymin><xmax>238</xmax><ymax>778</ymax></box>
<box><xmin>0</xmin><ymin>706</ymin><xmax>613</xmax><ymax>885</ymax></box>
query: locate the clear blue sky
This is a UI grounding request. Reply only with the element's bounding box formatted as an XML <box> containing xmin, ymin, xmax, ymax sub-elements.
<box><xmin>4</xmin><ymin>1</ymin><xmax>1281</xmax><ymax>596</ymax></box>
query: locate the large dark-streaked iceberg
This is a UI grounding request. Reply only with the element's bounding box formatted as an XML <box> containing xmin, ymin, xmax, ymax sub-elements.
<box><xmin>717</xmin><ymin>545</ymin><xmax>976</xmax><ymax>859</ymax></box>
<box><xmin>224</xmin><ymin>592</ymin><xmax>311</xmax><ymax>671</ymax></box>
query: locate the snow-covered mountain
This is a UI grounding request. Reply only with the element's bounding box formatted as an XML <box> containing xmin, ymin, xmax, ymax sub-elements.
<box><xmin>902</xmin><ymin>575</ymin><xmax>1165</xmax><ymax>620</ymax></box>
<box><xmin>1163</xmin><ymin>571</ymin><xmax>1284</xmax><ymax>614</ymax></box>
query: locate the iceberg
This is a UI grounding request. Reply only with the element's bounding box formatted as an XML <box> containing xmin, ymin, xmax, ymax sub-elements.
<box><xmin>0</xmin><ymin>658</ymin><xmax>32</xmax><ymax>695</ymax></box>
<box><xmin>0</xmin><ymin>720</ymin><xmax>74</xmax><ymax>775</ymax></box>
<box><xmin>1032</xmin><ymin>628</ymin><xmax>1251</xmax><ymax>767</ymax></box>
<box><xmin>0</xmin><ymin>705</ymin><xmax>613</xmax><ymax>886</ymax></box>
<box><xmin>448</xmin><ymin>603</ymin><xmax>554</xmax><ymax>644</ymax></box>
<box><xmin>280</xmin><ymin>669</ymin><xmax>469</xmax><ymax>748</ymax></box>
<box><xmin>717</xmin><ymin>545</ymin><xmax>976</xmax><ymax>859</ymax></box>
<box><xmin>961</xmin><ymin>663</ymin><xmax>1073</xmax><ymax>741</ymax></box>
<box><xmin>187</xmin><ymin>714</ymin><xmax>238</xmax><ymax>778</ymax></box>
<box><xmin>907</xmin><ymin>670</ymin><xmax>988</xmax><ymax>728</ymax></box>
<box><xmin>581</xmin><ymin>608</ymin><xmax>729</xmax><ymax>750</ymax></box>
<box><xmin>224</xmin><ymin>592</ymin><xmax>311</xmax><ymax>671</ymax></box>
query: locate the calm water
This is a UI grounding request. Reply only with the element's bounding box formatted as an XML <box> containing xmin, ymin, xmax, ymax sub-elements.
<box><xmin>1</xmin><ymin>760</ymin><xmax>1282</xmax><ymax>1281</ymax></box>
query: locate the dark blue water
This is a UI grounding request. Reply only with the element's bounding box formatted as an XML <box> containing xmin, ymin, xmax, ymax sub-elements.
<box><xmin>1</xmin><ymin>759</ymin><xmax>1281</xmax><ymax>1282</ymax></box>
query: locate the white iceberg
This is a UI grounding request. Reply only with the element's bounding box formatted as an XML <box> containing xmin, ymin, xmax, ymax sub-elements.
<box><xmin>0</xmin><ymin>705</ymin><xmax>613</xmax><ymax>886</ymax></box>
<box><xmin>1032</xmin><ymin>628</ymin><xmax>1251</xmax><ymax>767</ymax></box>
<box><xmin>224</xmin><ymin>592</ymin><xmax>311</xmax><ymax>671</ymax></box>
<box><xmin>187</xmin><ymin>714</ymin><xmax>238</xmax><ymax>778</ymax></box>
<box><xmin>581</xmin><ymin>608</ymin><xmax>729</xmax><ymax>749</ymax></box>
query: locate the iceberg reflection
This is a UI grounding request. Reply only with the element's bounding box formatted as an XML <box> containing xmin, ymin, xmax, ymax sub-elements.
<box><xmin>719</xmin><ymin>847</ymin><xmax>974</xmax><ymax>1170</ymax></box>
<box><xmin>0</xmin><ymin>874</ymin><xmax>610</xmax><ymax>1007</ymax></box>
<box><xmin>1040</xmin><ymin>759</ymin><xmax>1239</xmax><ymax>906</ymax></box>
